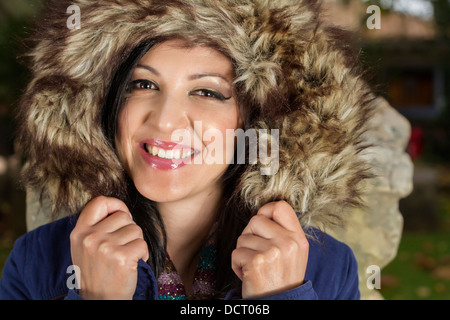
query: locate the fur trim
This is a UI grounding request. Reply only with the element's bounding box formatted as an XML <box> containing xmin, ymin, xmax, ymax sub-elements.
<box><xmin>17</xmin><ymin>0</ymin><xmax>375</xmax><ymax>228</ymax></box>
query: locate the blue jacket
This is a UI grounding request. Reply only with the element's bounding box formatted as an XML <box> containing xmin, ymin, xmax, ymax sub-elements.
<box><xmin>0</xmin><ymin>216</ymin><xmax>360</xmax><ymax>300</ymax></box>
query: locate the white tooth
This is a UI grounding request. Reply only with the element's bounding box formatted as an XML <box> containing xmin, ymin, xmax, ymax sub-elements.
<box><xmin>174</xmin><ymin>149</ymin><xmax>181</xmax><ymax>159</ymax></box>
<box><xmin>182</xmin><ymin>151</ymin><xmax>192</xmax><ymax>159</ymax></box>
<box><xmin>152</xmin><ymin>146</ymin><xmax>158</xmax><ymax>156</ymax></box>
<box><xmin>166</xmin><ymin>150</ymin><xmax>174</xmax><ymax>159</ymax></box>
<box><xmin>158</xmin><ymin>149</ymin><xmax>166</xmax><ymax>159</ymax></box>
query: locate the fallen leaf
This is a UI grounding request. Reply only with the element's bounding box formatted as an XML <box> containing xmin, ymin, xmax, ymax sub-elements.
<box><xmin>432</xmin><ymin>266</ymin><xmax>450</xmax><ymax>280</ymax></box>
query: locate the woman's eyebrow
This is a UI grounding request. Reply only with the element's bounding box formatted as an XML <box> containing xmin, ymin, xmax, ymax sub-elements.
<box><xmin>188</xmin><ymin>72</ymin><xmax>231</xmax><ymax>83</ymax></box>
<box><xmin>136</xmin><ymin>64</ymin><xmax>160</xmax><ymax>75</ymax></box>
<box><xmin>136</xmin><ymin>64</ymin><xmax>231</xmax><ymax>83</ymax></box>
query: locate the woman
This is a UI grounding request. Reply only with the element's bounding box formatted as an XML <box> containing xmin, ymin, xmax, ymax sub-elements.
<box><xmin>0</xmin><ymin>0</ymin><xmax>374</xmax><ymax>300</ymax></box>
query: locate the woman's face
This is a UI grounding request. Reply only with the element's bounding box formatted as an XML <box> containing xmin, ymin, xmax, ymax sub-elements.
<box><xmin>116</xmin><ymin>40</ymin><xmax>242</xmax><ymax>203</ymax></box>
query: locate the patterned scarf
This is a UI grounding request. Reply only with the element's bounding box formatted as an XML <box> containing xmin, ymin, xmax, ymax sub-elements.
<box><xmin>157</xmin><ymin>228</ymin><xmax>217</xmax><ymax>300</ymax></box>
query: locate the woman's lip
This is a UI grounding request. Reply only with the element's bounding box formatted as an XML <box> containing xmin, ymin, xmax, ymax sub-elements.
<box><xmin>138</xmin><ymin>139</ymin><xmax>199</xmax><ymax>171</ymax></box>
<box><xmin>139</xmin><ymin>147</ymin><xmax>189</xmax><ymax>170</ymax></box>
<box><xmin>140</xmin><ymin>139</ymin><xmax>196</xmax><ymax>152</ymax></box>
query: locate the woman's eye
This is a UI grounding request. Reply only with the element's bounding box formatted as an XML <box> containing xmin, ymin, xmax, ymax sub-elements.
<box><xmin>191</xmin><ymin>89</ymin><xmax>231</xmax><ymax>101</ymax></box>
<box><xmin>127</xmin><ymin>79</ymin><xmax>158</xmax><ymax>92</ymax></box>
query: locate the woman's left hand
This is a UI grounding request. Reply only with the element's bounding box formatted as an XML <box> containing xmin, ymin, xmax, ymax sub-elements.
<box><xmin>231</xmin><ymin>200</ymin><xmax>309</xmax><ymax>299</ymax></box>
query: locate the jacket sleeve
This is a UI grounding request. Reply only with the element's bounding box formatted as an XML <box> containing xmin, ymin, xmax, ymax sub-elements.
<box><xmin>224</xmin><ymin>281</ymin><xmax>318</xmax><ymax>300</ymax></box>
<box><xmin>64</xmin><ymin>289</ymin><xmax>85</xmax><ymax>300</ymax></box>
<box><xmin>0</xmin><ymin>235</ymin><xmax>32</xmax><ymax>299</ymax></box>
<box><xmin>253</xmin><ymin>281</ymin><xmax>318</xmax><ymax>300</ymax></box>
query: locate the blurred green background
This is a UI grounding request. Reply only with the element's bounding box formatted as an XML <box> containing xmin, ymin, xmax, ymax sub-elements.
<box><xmin>0</xmin><ymin>0</ymin><xmax>449</xmax><ymax>299</ymax></box>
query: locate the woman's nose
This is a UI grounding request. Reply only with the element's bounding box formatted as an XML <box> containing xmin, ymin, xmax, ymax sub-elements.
<box><xmin>148</xmin><ymin>93</ymin><xmax>190</xmax><ymax>133</ymax></box>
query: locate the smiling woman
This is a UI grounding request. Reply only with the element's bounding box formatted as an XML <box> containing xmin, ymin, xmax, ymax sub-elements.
<box><xmin>111</xmin><ymin>42</ymin><xmax>245</xmax><ymax>298</ymax></box>
<box><xmin>0</xmin><ymin>0</ymin><xmax>375</xmax><ymax>300</ymax></box>
<box><xmin>116</xmin><ymin>41</ymin><xmax>241</xmax><ymax>199</ymax></box>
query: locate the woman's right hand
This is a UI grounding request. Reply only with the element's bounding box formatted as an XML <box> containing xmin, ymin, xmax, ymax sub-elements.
<box><xmin>69</xmin><ymin>196</ymin><xmax>149</xmax><ymax>300</ymax></box>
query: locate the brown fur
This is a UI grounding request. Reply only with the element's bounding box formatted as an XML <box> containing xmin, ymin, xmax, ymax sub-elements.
<box><xmin>17</xmin><ymin>0</ymin><xmax>375</xmax><ymax>229</ymax></box>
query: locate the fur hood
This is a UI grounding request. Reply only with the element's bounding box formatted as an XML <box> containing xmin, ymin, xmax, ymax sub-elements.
<box><xmin>18</xmin><ymin>0</ymin><xmax>375</xmax><ymax>229</ymax></box>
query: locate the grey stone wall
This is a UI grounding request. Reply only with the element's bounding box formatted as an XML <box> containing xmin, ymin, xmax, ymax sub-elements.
<box><xmin>327</xmin><ymin>97</ymin><xmax>414</xmax><ymax>299</ymax></box>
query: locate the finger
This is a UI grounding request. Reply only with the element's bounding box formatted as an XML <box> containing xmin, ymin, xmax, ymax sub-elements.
<box><xmin>236</xmin><ymin>234</ymin><xmax>283</xmax><ymax>267</ymax></box>
<box><xmin>257</xmin><ymin>201</ymin><xmax>303</xmax><ymax>234</ymax></box>
<box><xmin>241</xmin><ymin>214</ymin><xmax>285</xmax><ymax>239</ymax></box>
<box><xmin>110</xmin><ymin>223</ymin><xmax>145</xmax><ymax>246</ymax></box>
<box><xmin>236</xmin><ymin>233</ymin><xmax>272</xmax><ymax>251</ymax></box>
<box><xmin>231</xmin><ymin>247</ymin><xmax>258</xmax><ymax>281</ymax></box>
<box><xmin>123</xmin><ymin>238</ymin><xmax>150</xmax><ymax>263</ymax></box>
<box><xmin>78</xmin><ymin>196</ymin><xmax>131</xmax><ymax>227</ymax></box>
<box><xmin>93</xmin><ymin>211</ymin><xmax>135</xmax><ymax>234</ymax></box>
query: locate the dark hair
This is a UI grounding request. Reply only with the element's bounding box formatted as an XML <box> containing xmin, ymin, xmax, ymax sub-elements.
<box><xmin>100</xmin><ymin>38</ymin><xmax>254</xmax><ymax>297</ymax></box>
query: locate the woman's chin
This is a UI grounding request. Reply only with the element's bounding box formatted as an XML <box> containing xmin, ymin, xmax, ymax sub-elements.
<box><xmin>133</xmin><ymin>177</ymin><xmax>192</xmax><ymax>203</ymax></box>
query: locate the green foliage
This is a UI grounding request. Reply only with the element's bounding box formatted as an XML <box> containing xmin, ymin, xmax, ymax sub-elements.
<box><xmin>0</xmin><ymin>243</ymin><xmax>13</xmax><ymax>278</ymax></box>
<box><xmin>380</xmin><ymin>232</ymin><xmax>450</xmax><ymax>300</ymax></box>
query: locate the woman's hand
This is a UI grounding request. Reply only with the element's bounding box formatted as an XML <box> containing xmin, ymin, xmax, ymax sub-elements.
<box><xmin>70</xmin><ymin>196</ymin><xmax>149</xmax><ymax>300</ymax></box>
<box><xmin>232</xmin><ymin>201</ymin><xmax>309</xmax><ymax>299</ymax></box>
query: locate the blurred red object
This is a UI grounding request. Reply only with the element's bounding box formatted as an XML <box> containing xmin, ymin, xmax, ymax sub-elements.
<box><xmin>408</xmin><ymin>126</ymin><xmax>424</xmax><ymax>159</ymax></box>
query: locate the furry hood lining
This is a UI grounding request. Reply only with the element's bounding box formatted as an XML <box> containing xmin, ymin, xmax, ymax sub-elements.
<box><xmin>18</xmin><ymin>0</ymin><xmax>375</xmax><ymax>229</ymax></box>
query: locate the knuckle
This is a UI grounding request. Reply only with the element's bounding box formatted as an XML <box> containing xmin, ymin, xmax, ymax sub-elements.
<box><xmin>284</xmin><ymin>238</ymin><xmax>299</xmax><ymax>255</ymax></box>
<box><xmin>130</xmin><ymin>224</ymin><xmax>144</xmax><ymax>238</ymax></box>
<box><xmin>251</xmin><ymin>253</ymin><xmax>266</xmax><ymax>267</ymax></box>
<box><xmin>291</xmin><ymin>236</ymin><xmax>308</xmax><ymax>257</ymax></box>
<box><xmin>136</xmin><ymin>238</ymin><xmax>148</xmax><ymax>250</ymax></box>
<box><xmin>267</xmin><ymin>245</ymin><xmax>281</xmax><ymax>261</ymax></box>
<box><xmin>249</xmin><ymin>214</ymin><xmax>264</xmax><ymax>226</ymax></box>
<box><xmin>69</xmin><ymin>229</ymin><xmax>80</xmax><ymax>243</ymax></box>
<box><xmin>248</xmin><ymin>215</ymin><xmax>258</xmax><ymax>225</ymax></box>
<box><xmin>89</xmin><ymin>195</ymin><xmax>108</xmax><ymax>207</ymax></box>
<box><xmin>276</xmin><ymin>235</ymin><xmax>301</xmax><ymax>255</ymax></box>
<box><xmin>81</xmin><ymin>232</ymin><xmax>100</xmax><ymax>250</ymax></box>
<box><xmin>131</xmin><ymin>239</ymin><xmax>149</xmax><ymax>261</ymax></box>
<box><xmin>231</xmin><ymin>248</ymin><xmax>243</xmax><ymax>267</ymax></box>
<box><xmin>95</xmin><ymin>195</ymin><xmax>109</xmax><ymax>203</ymax></box>
<box><xmin>273</xmin><ymin>200</ymin><xmax>293</xmax><ymax>217</ymax></box>
<box><xmin>236</xmin><ymin>236</ymin><xmax>243</xmax><ymax>248</ymax></box>
<box><xmin>113</xmin><ymin>250</ymin><xmax>129</xmax><ymax>267</ymax></box>
<box><xmin>231</xmin><ymin>248</ymin><xmax>239</xmax><ymax>261</ymax></box>
<box><xmin>231</xmin><ymin>250</ymin><xmax>240</xmax><ymax>271</ymax></box>
<box><xmin>98</xmin><ymin>241</ymin><xmax>114</xmax><ymax>256</ymax></box>
<box><xmin>299</xmin><ymin>237</ymin><xmax>309</xmax><ymax>251</ymax></box>
<box><xmin>274</xmin><ymin>200</ymin><xmax>290</xmax><ymax>211</ymax></box>
<box><xmin>115</xmin><ymin>211</ymin><xmax>132</xmax><ymax>223</ymax></box>
<box><xmin>236</xmin><ymin>234</ymin><xmax>247</xmax><ymax>248</ymax></box>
